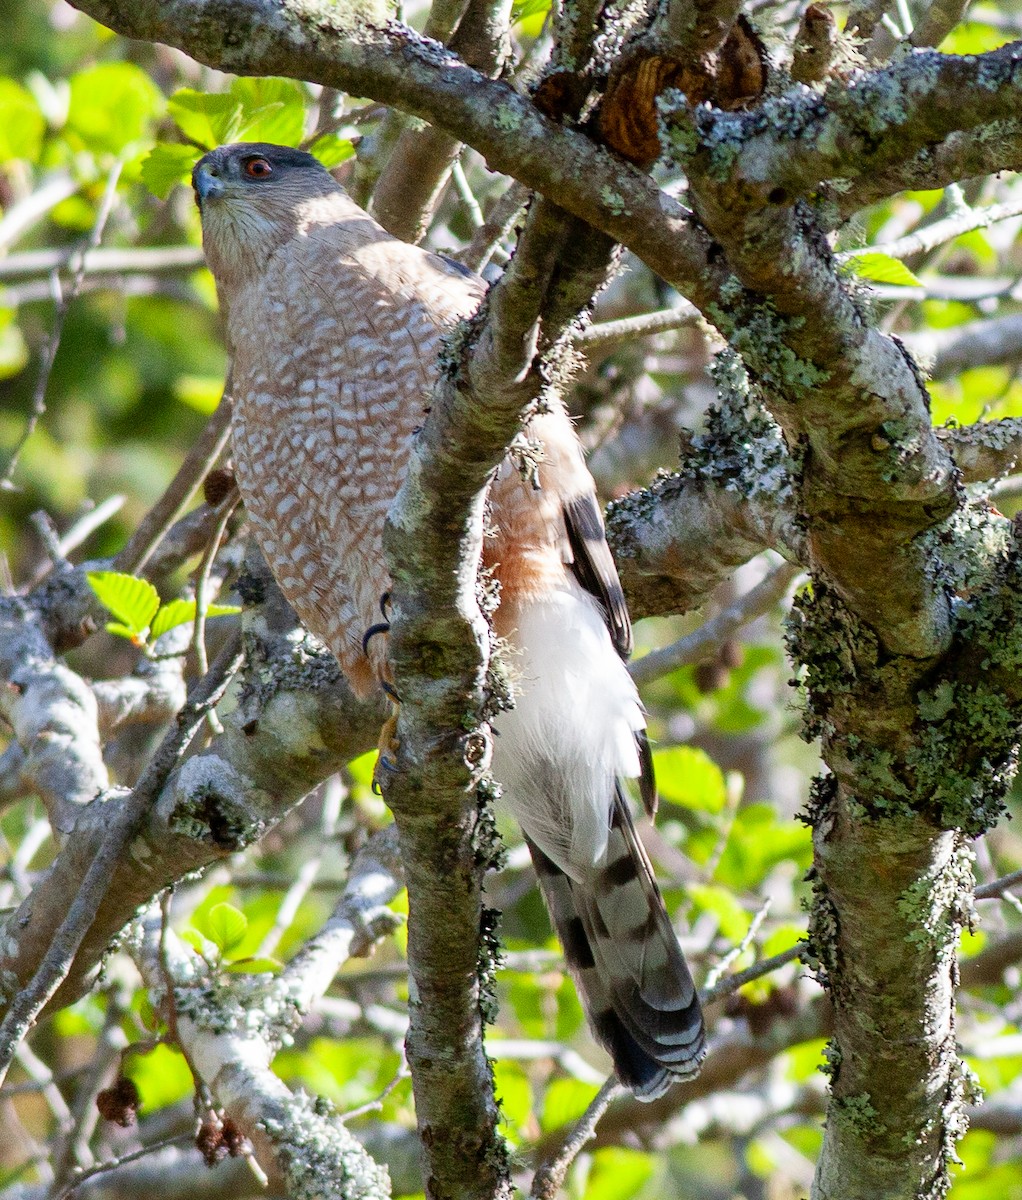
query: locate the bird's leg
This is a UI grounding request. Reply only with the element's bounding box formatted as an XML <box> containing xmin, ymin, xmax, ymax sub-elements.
<box><xmin>364</xmin><ymin>594</ymin><xmax>401</xmax><ymax>791</ymax></box>
<box><xmin>373</xmin><ymin>681</ymin><xmax>402</xmax><ymax>793</ymax></box>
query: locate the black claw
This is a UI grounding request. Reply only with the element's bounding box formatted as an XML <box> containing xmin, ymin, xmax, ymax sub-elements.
<box><xmin>362</xmin><ymin>621</ymin><xmax>391</xmax><ymax>655</ymax></box>
<box><xmin>381</xmin><ymin>681</ymin><xmax>401</xmax><ymax>704</ymax></box>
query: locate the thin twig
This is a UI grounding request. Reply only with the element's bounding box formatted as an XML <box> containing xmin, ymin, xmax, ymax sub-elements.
<box><xmin>837</xmin><ymin>194</ymin><xmax>1022</xmax><ymax>269</ymax></box>
<box><xmin>115</xmin><ymin>393</ymin><xmax>233</xmax><ymax>576</ymax></box>
<box><xmin>2</xmin><ymin>163</ymin><xmax>123</xmax><ymax>488</ymax></box>
<box><xmin>0</xmin><ymin>244</ymin><xmax>203</xmax><ymax>281</ymax></box>
<box><xmin>975</xmin><ymin>867</ymin><xmax>1022</xmax><ymax>900</ymax></box>
<box><xmin>630</xmin><ymin>561</ymin><xmax>803</xmax><ymax>686</ymax></box>
<box><xmin>704</xmin><ymin>898</ymin><xmax>773</xmax><ymax>991</ymax></box>
<box><xmin>451</xmin><ymin>157</ymin><xmax>486</xmax><ymax>228</ymax></box>
<box><xmin>191</xmin><ymin>489</ymin><xmax>240</xmax><ymax>697</ymax></box>
<box><xmin>458</xmin><ymin>180</ymin><xmax>529</xmax><ymax>273</ymax></box>
<box><xmin>531</xmin><ymin>1077</ymin><xmax>626</xmax><ymax>1198</ymax></box>
<box><xmin>702</xmin><ymin>942</ymin><xmax>803</xmax><ymax>1005</ymax></box>
<box><xmin>576</xmin><ymin>302</ymin><xmax>703</xmax><ymax>353</ymax></box>
<box><xmin>52</xmin><ymin>1134</ymin><xmax>194</xmax><ymax>1200</ymax></box>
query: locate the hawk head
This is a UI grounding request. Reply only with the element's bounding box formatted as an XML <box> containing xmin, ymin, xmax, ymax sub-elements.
<box><xmin>193</xmin><ymin>143</ymin><xmax>341</xmax><ymax>283</ymax></box>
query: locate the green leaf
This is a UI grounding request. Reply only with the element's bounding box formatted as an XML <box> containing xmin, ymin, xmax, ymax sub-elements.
<box><xmin>540</xmin><ymin>1078</ymin><xmax>600</xmax><ymax>1132</ymax></box>
<box><xmin>653</xmin><ymin>745</ymin><xmax>726</xmax><ymax>813</ymax></box>
<box><xmin>230</xmin><ymin>78</ymin><xmax>307</xmax><ymax>145</ymax></box>
<box><xmin>67</xmin><ymin>63</ymin><xmax>164</xmax><ymax>154</ymax></box>
<box><xmin>87</xmin><ymin>571</ymin><xmax>160</xmax><ymax>638</ymax></box>
<box><xmin>125</xmin><ymin>1043</ymin><xmax>192</xmax><ymax>1111</ymax></box>
<box><xmin>308</xmin><ymin>132</ymin><xmax>356</xmax><ymax>169</ymax></box>
<box><xmin>0</xmin><ymin>308</ymin><xmax>29</xmax><ymax>380</ymax></box>
<box><xmin>167</xmin><ymin>89</ymin><xmax>243</xmax><ymax>148</ymax></box>
<box><xmin>512</xmin><ymin>0</ymin><xmax>550</xmax><ymax>33</ymax></box>
<box><xmin>845</xmin><ymin>251</ymin><xmax>921</xmax><ymax>288</ymax></box>
<box><xmin>104</xmin><ymin>621</ymin><xmax>142</xmax><ymax>642</ymax></box>
<box><xmin>223</xmin><ymin>956</ymin><xmax>282</xmax><ymax>974</ymax></box>
<box><xmin>149</xmin><ymin>599</ymin><xmax>240</xmax><ymax>641</ymax></box>
<box><xmin>149</xmin><ymin>599</ymin><xmax>196</xmax><ymax>641</ymax></box>
<box><xmin>586</xmin><ymin>1147</ymin><xmax>655</xmax><ymax>1200</ymax></box>
<box><xmin>173</xmin><ymin>374</ymin><xmax>224</xmax><ymax>414</ymax></box>
<box><xmin>140</xmin><ymin>142</ymin><xmax>198</xmax><ymax>199</ymax></box>
<box><xmin>201</xmin><ymin>902</ymin><xmax>248</xmax><ymax>955</ymax></box>
<box><xmin>0</xmin><ymin>79</ymin><xmax>45</xmax><ymax>163</ymax></box>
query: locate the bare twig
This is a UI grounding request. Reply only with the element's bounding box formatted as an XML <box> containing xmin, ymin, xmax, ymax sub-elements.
<box><xmin>2</xmin><ymin>163</ymin><xmax>123</xmax><ymax>488</ymax></box>
<box><xmin>52</xmin><ymin>1135</ymin><xmax>195</xmax><ymax>1200</ymax></box>
<box><xmin>975</xmin><ymin>867</ymin><xmax>1022</xmax><ymax>900</ymax></box>
<box><xmin>576</xmin><ymin>302</ymin><xmax>703</xmax><ymax>353</ymax></box>
<box><xmin>531</xmin><ymin>1078</ymin><xmax>626</xmax><ymax>1199</ymax></box>
<box><xmin>115</xmin><ymin>396</ymin><xmax>233</xmax><ymax>576</ymax></box>
<box><xmin>458</xmin><ymin>180</ymin><xmax>529</xmax><ymax>273</ymax></box>
<box><xmin>840</xmin><ymin>196</ymin><xmax>1022</xmax><ymax>266</ymax></box>
<box><xmin>630</xmin><ymin>561</ymin><xmax>803</xmax><ymax>686</ymax></box>
<box><xmin>703</xmin><ymin>943</ymin><xmax>804</xmax><ymax>1005</ymax></box>
<box><xmin>0</xmin><ymin>245</ymin><xmax>204</xmax><ymax>282</ymax></box>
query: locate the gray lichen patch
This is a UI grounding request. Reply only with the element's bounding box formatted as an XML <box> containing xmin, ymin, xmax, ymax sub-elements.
<box><xmin>261</xmin><ymin>1090</ymin><xmax>391</xmax><ymax>1200</ymax></box>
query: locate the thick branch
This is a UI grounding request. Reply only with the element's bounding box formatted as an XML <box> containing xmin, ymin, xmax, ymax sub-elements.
<box><xmin>665</xmin><ymin>43</ymin><xmax>1022</xmax><ymax>203</ymax></box>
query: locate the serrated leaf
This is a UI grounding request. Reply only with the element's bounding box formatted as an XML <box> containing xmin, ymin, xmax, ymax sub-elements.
<box><xmin>149</xmin><ymin>599</ymin><xmax>195</xmax><ymax>641</ymax></box>
<box><xmin>87</xmin><ymin>571</ymin><xmax>160</xmax><ymax>637</ymax></box>
<box><xmin>846</xmin><ymin>251</ymin><xmax>921</xmax><ymax>287</ymax></box>
<box><xmin>140</xmin><ymin>142</ymin><xmax>198</xmax><ymax>199</ymax></box>
<box><xmin>167</xmin><ymin>89</ymin><xmax>243</xmax><ymax>148</ymax></box>
<box><xmin>201</xmin><ymin>902</ymin><xmax>248</xmax><ymax>954</ymax></box>
<box><xmin>230</xmin><ymin>78</ymin><xmax>306</xmax><ymax>145</ymax></box>
<box><xmin>223</xmin><ymin>956</ymin><xmax>282</xmax><ymax>975</ymax></box>
<box><xmin>308</xmin><ymin>133</ymin><xmax>356</xmax><ymax>169</ymax></box>
<box><xmin>150</xmin><ymin>599</ymin><xmax>241</xmax><ymax>641</ymax></box>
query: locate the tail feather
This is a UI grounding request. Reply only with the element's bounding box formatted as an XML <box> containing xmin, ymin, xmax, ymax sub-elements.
<box><xmin>527</xmin><ymin>805</ymin><xmax>705</xmax><ymax>1099</ymax></box>
<box><xmin>492</xmin><ymin>587</ymin><xmax>705</xmax><ymax>1098</ymax></box>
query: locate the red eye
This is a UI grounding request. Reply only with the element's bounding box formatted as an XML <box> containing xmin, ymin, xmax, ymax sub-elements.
<box><xmin>243</xmin><ymin>157</ymin><xmax>273</xmax><ymax>179</ymax></box>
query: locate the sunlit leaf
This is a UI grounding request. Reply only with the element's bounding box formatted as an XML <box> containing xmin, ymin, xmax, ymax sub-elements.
<box><xmin>585</xmin><ymin>1147</ymin><xmax>655</xmax><ymax>1200</ymax></box>
<box><xmin>308</xmin><ymin>132</ymin><xmax>356</xmax><ymax>169</ymax></box>
<box><xmin>0</xmin><ymin>309</ymin><xmax>29</xmax><ymax>379</ymax></box>
<box><xmin>67</xmin><ymin>62</ymin><xmax>163</xmax><ymax>154</ymax></box>
<box><xmin>140</xmin><ymin>142</ymin><xmax>198</xmax><ymax>199</ymax></box>
<box><xmin>200</xmin><ymin>901</ymin><xmax>248</xmax><ymax>954</ymax></box>
<box><xmin>0</xmin><ymin>79</ymin><xmax>45</xmax><ymax>162</ymax></box>
<box><xmin>125</xmin><ymin>1043</ymin><xmax>192</xmax><ymax>1111</ymax></box>
<box><xmin>167</xmin><ymin>88</ymin><xmax>243</xmax><ymax>148</ymax></box>
<box><xmin>149</xmin><ymin>598</ymin><xmax>239</xmax><ymax>642</ymax></box>
<box><xmin>223</xmin><ymin>956</ymin><xmax>282</xmax><ymax>974</ymax></box>
<box><xmin>540</xmin><ymin>1077</ymin><xmax>599</xmax><ymax>1132</ymax></box>
<box><xmin>231</xmin><ymin>77</ymin><xmax>306</xmax><ymax>145</ymax></box>
<box><xmin>87</xmin><ymin>570</ymin><xmax>160</xmax><ymax>637</ymax></box>
<box><xmin>491</xmin><ymin>1060</ymin><xmax>532</xmax><ymax>1140</ymax></box>
<box><xmin>845</xmin><ymin>251</ymin><xmax>921</xmax><ymax>287</ymax></box>
<box><xmin>173</xmin><ymin>373</ymin><xmax>224</xmax><ymax>414</ymax></box>
<box><xmin>653</xmin><ymin>745</ymin><xmax>727</xmax><ymax>813</ymax></box>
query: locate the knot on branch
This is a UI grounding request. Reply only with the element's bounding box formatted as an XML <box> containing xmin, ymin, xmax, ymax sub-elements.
<box><xmin>598</xmin><ymin>17</ymin><xmax>766</xmax><ymax>166</ymax></box>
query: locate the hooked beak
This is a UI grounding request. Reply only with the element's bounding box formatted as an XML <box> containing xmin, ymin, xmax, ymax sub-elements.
<box><xmin>193</xmin><ymin>164</ymin><xmax>225</xmax><ymax>203</ymax></box>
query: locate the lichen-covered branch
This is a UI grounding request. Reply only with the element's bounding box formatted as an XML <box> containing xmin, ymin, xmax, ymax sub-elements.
<box><xmin>665</xmin><ymin>43</ymin><xmax>1022</xmax><ymax>204</ymax></box>
<box><xmin>0</xmin><ymin>556</ymin><xmax>384</xmax><ymax>1027</ymax></box>
<box><xmin>133</xmin><ymin>900</ymin><xmax>392</xmax><ymax>1200</ymax></box>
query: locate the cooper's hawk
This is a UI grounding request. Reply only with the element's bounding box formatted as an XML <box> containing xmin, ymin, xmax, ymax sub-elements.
<box><xmin>193</xmin><ymin>142</ymin><xmax>704</xmax><ymax>1098</ymax></box>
